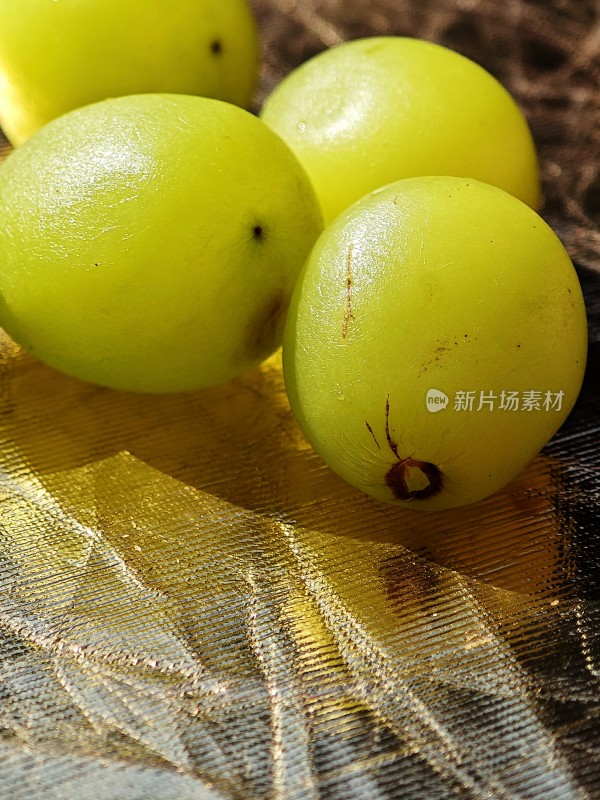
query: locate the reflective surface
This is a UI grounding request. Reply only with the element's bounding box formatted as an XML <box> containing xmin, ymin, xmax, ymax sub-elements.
<box><xmin>1</xmin><ymin>1</ymin><xmax>600</xmax><ymax>797</ymax></box>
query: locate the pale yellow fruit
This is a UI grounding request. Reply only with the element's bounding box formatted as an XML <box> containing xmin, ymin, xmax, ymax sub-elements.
<box><xmin>284</xmin><ymin>177</ymin><xmax>587</xmax><ymax>510</ymax></box>
<box><xmin>0</xmin><ymin>94</ymin><xmax>323</xmax><ymax>392</ymax></box>
<box><xmin>0</xmin><ymin>0</ymin><xmax>260</xmax><ymax>146</ymax></box>
<box><xmin>262</xmin><ymin>37</ymin><xmax>540</xmax><ymax>225</ymax></box>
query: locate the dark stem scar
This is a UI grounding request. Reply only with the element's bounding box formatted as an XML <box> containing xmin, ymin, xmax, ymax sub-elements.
<box><xmin>253</xmin><ymin>224</ymin><xmax>264</xmax><ymax>239</ymax></box>
<box><xmin>384</xmin><ymin>394</ymin><xmax>444</xmax><ymax>501</ymax></box>
<box><xmin>342</xmin><ymin>243</ymin><xmax>355</xmax><ymax>339</ymax></box>
<box><xmin>210</xmin><ymin>39</ymin><xmax>223</xmax><ymax>55</ymax></box>
<box><xmin>365</xmin><ymin>421</ymin><xmax>380</xmax><ymax>449</ymax></box>
<box><xmin>385</xmin><ymin>458</ymin><xmax>444</xmax><ymax>501</ymax></box>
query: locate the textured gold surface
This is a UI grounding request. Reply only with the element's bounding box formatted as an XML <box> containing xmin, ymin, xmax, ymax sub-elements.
<box><xmin>1</xmin><ymin>1</ymin><xmax>600</xmax><ymax>798</ymax></box>
<box><xmin>0</xmin><ymin>329</ymin><xmax>599</xmax><ymax>798</ymax></box>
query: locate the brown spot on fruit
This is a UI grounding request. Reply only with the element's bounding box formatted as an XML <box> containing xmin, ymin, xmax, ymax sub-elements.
<box><xmin>342</xmin><ymin>243</ymin><xmax>355</xmax><ymax>338</ymax></box>
<box><xmin>418</xmin><ymin>343</ymin><xmax>453</xmax><ymax>376</ymax></box>
<box><xmin>365</xmin><ymin>420</ymin><xmax>380</xmax><ymax>449</ymax></box>
<box><xmin>210</xmin><ymin>40</ymin><xmax>223</xmax><ymax>55</ymax></box>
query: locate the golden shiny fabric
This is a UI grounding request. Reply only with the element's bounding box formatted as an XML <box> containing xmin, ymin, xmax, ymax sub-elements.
<box><xmin>0</xmin><ymin>1</ymin><xmax>599</xmax><ymax>797</ymax></box>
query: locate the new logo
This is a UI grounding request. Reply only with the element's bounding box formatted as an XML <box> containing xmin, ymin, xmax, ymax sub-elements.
<box><xmin>426</xmin><ymin>389</ymin><xmax>449</xmax><ymax>412</ymax></box>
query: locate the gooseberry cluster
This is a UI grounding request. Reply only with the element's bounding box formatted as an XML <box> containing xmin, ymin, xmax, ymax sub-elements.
<box><xmin>0</xmin><ymin>0</ymin><xmax>587</xmax><ymax>509</ymax></box>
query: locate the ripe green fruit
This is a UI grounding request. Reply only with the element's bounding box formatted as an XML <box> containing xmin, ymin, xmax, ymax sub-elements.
<box><xmin>283</xmin><ymin>177</ymin><xmax>587</xmax><ymax>511</ymax></box>
<box><xmin>261</xmin><ymin>36</ymin><xmax>540</xmax><ymax>225</ymax></box>
<box><xmin>0</xmin><ymin>0</ymin><xmax>259</xmax><ymax>146</ymax></box>
<box><xmin>0</xmin><ymin>94</ymin><xmax>323</xmax><ymax>393</ymax></box>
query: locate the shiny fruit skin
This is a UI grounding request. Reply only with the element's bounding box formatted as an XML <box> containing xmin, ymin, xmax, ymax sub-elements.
<box><xmin>261</xmin><ymin>37</ymin><xmax>540</xmax><ymax>225</ymax></box>
<box><xmin>0</xmin><ymin>0</ymin><xmax>259</xmax><ymax>146</ymax></box>
<box><xmin>283</xmin><ymin>177</ymin><xmax>587</xmax><ymax>511</ymax></box>
<box><xmin>0</xmin><ymin>94</ymin><xmax>323</xmax><ymax>393</ymax></box>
